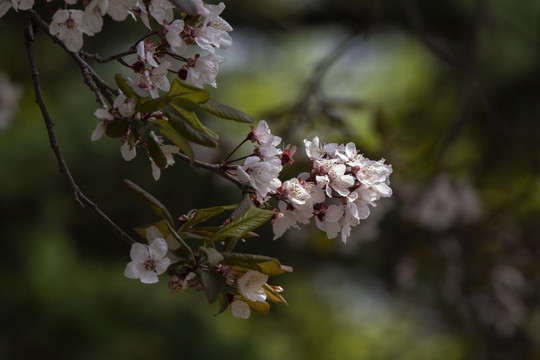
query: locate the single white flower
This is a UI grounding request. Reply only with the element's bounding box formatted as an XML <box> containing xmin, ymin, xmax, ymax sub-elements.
<box><xmin>355</xmin><ymin>159</ymin><xmax>393</xmax><ymax>200</ymax></box>
<box><xmin>189</xmin><ymin>5</ymin><xmax>232</xmax><ymax>54</ymax></box>
<box><xmin>316</xmin><ymin>160</ymin><xmax>355</xmax><ymax>197</ymax></box>
<box><xmin>113</xmin><ymin>92</ymin><xmax>136</xmax><ymax>117</ymax></box>
<box><xmin>150</xmin><ymin>143</ymin><xmax>179</xmax><ymax>180</ymax></box>
<box><xmin>91</xmin><ymin>107</ymin><xmax>113</xmax><ymax>141</ymax></box>
<box><xmin>281</xmin><ymin>178</ymin><xmax>311</xmax><ymax>207</ymax></box>
<box><xmin>136</xmin><ymin>40</ymin><xmax>159</xmax><ymax>68</ymax></box>
<box><xmin>185</xmin><ymin>54</ymin><xmax>224</xmax><ymax>89</ymax></box>
<box><xmin>249</xmin><ymin>120</ymin><xmax>281</xmax><ymax>148</ymax></box>
<box><xmin>237</xmin><ymin>156</ymin><xmax>282</xmax><ymax>199</ymax></box>
<box><xmin>49</xmin><ymin>9</ymin><xmax>87</xmax><ymax>52</ymax></box>
<box><xmin>304</xmin><ymin>137</ymin><xmax>326</xmax><ymax>161</ymax></box>
<box><xmin>236</xmin><ymin>270</ymin><xmax>268</xmax><ymax>303</ymax></box>
<box><xmin>127</xmin><ymin>61</ymin><xmax>171</xmax><ymax>98</ymax></box>
<box><xmin>165</xmin><ymin>19</ymin><xmax>188</xmax><ymax>56</ymax></box>
<box><xmin>124</xmin><ymin>237</ymin><xmax>172</xmax><ymax>284</ymax></box>
<box><xmin>148</xmin><ymin>0</ymin><xmax>174</xmax><ymax>25</ymax></box>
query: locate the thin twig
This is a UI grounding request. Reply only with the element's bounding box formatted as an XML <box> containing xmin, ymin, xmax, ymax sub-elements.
<box><xmin>27</xmin><ymin>10</ymin><xmax>118</xmax><ymax>106</ymax></box>
<box><xmin>80</xmin><ymin>49</ymin><xmax>137</xmax><ymax>63</ymax></box>
<box><xmin>173</xmin><ymin>152</ymin><xmax>248</xmax><ymax>191</ymax></box>
<box><xmin>24</xmin><ymin>16</ymin><xmax>136</xmax><ymax>245</ymax></box>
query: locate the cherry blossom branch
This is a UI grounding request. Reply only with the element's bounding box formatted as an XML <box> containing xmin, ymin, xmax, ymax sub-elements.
<box><xmin>27</xmin><ymin>10</ymin><xmax>118</xmax><ymax>106</ymax></box>
<box><xmin>80</xmin><ymin>49</ymin><xmax>138</xmax><ymax>64</ymax></box>
<box><xmin>24</xmin><ymin>16</ymin><xmax>136</xmax><ymax>246</ymax></box>
<box><xmin>172</xmin><ymin>152</ymin><xmax>249</xmax><ymax>192</ymax></box>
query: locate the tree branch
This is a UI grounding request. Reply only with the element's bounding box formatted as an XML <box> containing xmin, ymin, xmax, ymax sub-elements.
<box><xmin>173</xmin><ymin>152</ymin><xmax>249</xmax><ymax>192</ymax></box>
<box><xmin>27</xmin><ymin>10</ymin><xmax>118</xmax><ymax>106</ymax></box>
<box><xmin>24</xmin><ymin>16</ymin><xmax>136</xmax><ymax>245</ymax></box>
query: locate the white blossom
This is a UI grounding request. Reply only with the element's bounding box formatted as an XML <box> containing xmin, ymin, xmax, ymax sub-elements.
<box><xmin>249</xmin><ymin>120</ymin><xmax>281</xmax><ymax>148</ymax></box>
<box><xmin>165</xmin><ymin>19</ymin><xmax>188</xmax><ymax>55</ymax></box>
<box><xmin>237</xmin><ymin>270</ymin><xmax>268</xmax><ymax>303</ymax></box>
<box><xmin>113</xmin><ymin>92</ymin><xmax>136</xmax><ymax>117</ymax></box>
<box><xmin>185</xmin><ymin>54</ymin><xmax>224</xmax><ymax>89</ymax></box>
<box><xmin>0</xmin><ymin>0</ymin><xmax>33</xmax><ymax>17</ymax></box>
<box><xmin>237</xmin><ymin>156</ymin><xmax>282</xmax><ymax>199</ymax></box>
<box><xmin>315</xmin><ymin>204</ymin><xmax>344</xmax><ymax>239</ymax></box>
<box><xmin>355</xmin><ymin>159</ymin><xmax>393</xmax><ymax>200</ymax></box>
<box><xmin>91</xmin><ymin>107</ymin><xmax>113</xmax><ymax>141</ymax></box>
<box><xmin>187</xmin><ymin>2</ymin><xmax>232</xmax><ymax>54</ymax></box>
<box><xmin>124</xmin><ymin>237</ymin><xmax>173</xmax><ymax>284</ymax></box>
<box><xmin>127</xmin><ymin>61</ymin><xmax>171</xmax><ymax>98</ymax></box>
<box><xmin>49</xmin><ymin>10</ymin><xmax>88</xmax><ymax>52</ymax></box>
<box><xmin>150</xmin><ymin>143</ymin><xmax>179</xmax><ymax>180</ymax></box>
<box><xmin>304</xmin><ymin>137</ymin><xmax>326</xmax><ymax>161</ymax></box>
<box><xmin>280</xmin><ymin>178</ymin><xmax>311</xmax><ymax>207</ymax></box>
<box><xmin>138</xmin><ymin>0</ymin><xmax>174</xmax><ymax>29</ymax></box>
<box><xmin>136</xmin><ymin>40</ymin><xmax>159</xmax><ymax>68</ymax></box>
<box><xmin>315</xmin><ymin>159</ymin><xmax>355</xmax><ymax>197</ymax></box>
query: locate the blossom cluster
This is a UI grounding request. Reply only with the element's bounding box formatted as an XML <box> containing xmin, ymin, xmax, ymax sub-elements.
<box><xmin>273</xmin><ymin>136</ymin><xmax>392</xmax><ymax>243</ymax></box>
<box><xmin>237</xmin><ymin>120</ymin><xmax>285</xmax><ymax>200</ymax></box>
<box><xmin>1</xmin><ymin>0</ymin><xmax>232</xmax><ymax>91</ymax></box>
<box><xmin>125</xmin><ymin>226</ymin><xmax>279</xmax><ymax>319</ymax></box>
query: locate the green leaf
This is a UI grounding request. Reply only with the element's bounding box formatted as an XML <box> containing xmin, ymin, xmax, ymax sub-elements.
<box><xmin>168</xmin><ymin>78</ymin><xmax>210</xmax><ymax>105</ymax></box>
<box><xmin>199</xmin><ymin>246</ymin><xmax>224</xmax><ymax>265</ymax></box>
<box><xmin>181</xmin><ymin>226</ymin><xmax>222</xmax><ymax>241</ymax></box>
<box><xmin>212</xmin><ymin>206</ymin><xmax>274</xmax><ymax>241</ymax></box>
<box><xmin>214</xmin><ymin>293</ymin><xmax>230</xmax><ymax>316</ymax></box>
<box><xmin>130</xmin><ymin>118</ymin><xmax>153</xmax><ymax>142</ymax></box>
<box><xmin>167</xmin><ymin>109</ymin><xmax>218</xmax><ymax>148</ymax></box>
<box><xmin>123</xmin><ymin>179</ymin><xmax>174</xmax><ymax>224</ymax></box>
<box><xmin>198</xmin><ymin>99</ymin><xmax>253</xmax><ymax>123</ymax></box>
<box><xmin>114</xmin><ymin>74</ymin><xmax>138</xmax><ymax>101</ymax></box>
<box><xmin>220</xmin><ymin>253</ymin><xmax>293</xmax><ymax>276</ymax></box>
<box><xmin>105</xmin><ymin>118</ymin><xmax>129</xmax><ymax>138</ymax></box>
<box><xmin>179</xmin><ymin>204</ymin><xmax>236</xmax><ymax>231</ymax></box>
<box><xmin>147</xmin><ymin>134</ymin><xmax>168</xmax><ymax>169</ymax></box>
<box><xmin>196</xmin><ymin>269</ymin><xmax>226</xmax><ymax>304</ymax></box>
<box><xmin>137</xmin><ymin>95</ymin><xmax>170</xmax><ymax>113</ymax></box>
<box><xmin>150</xmin><ymin>118</ymin><xmax>194</xmax><ymax>162</ymax></box>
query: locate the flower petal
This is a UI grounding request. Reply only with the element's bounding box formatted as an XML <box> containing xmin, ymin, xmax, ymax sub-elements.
<box><xmin>149</xmin><ymin>238</ymin><xmax>168</xmax><ymax>259</ymax></box>
<box><xmin>139</xmin><ymin>270</ymin><xmax>159</xmax><ymax>284</ymax></box>
<box><xmin>130</xmin><ymin>243</ymin><xmax>149</xmax><ymax>262</ymax></box>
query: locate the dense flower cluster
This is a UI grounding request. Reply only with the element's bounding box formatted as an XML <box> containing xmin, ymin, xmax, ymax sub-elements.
<box><xmin>235</xmin><ymin>121</ymin><xmax>393</xmax><ymax>244</ymax></box>
<box><xmin>274</xmin><ymin>137</ymin><xmax>392</xmax><ymax>243</ymax></box>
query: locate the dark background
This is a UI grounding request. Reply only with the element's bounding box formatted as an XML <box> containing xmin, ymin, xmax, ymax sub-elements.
<box><xmin>1</xmin><ymin>0</ymin><xmax>540</xmax><ymax>359</ymax></box>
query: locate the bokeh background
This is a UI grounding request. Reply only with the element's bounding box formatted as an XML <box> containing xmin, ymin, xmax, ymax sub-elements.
<box><xmin>1</xmin><ymin>0</ymin><xmax>540</xmax><ymax>359</ymax></box>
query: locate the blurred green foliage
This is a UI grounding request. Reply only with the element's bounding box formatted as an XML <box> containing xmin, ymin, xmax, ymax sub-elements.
<box><xmin>1</xmin><ymin>0</ymin><xmax>540</xmax><ymax>359</ymax></box>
